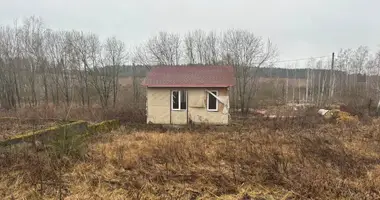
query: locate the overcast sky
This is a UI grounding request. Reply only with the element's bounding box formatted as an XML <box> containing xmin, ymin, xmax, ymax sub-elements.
<box><xmin>1</xmin><ymin>0</ymin><xmax>379</xmax><ymax>63</ymax></box>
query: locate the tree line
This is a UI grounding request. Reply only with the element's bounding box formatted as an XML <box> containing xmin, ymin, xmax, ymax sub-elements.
<box><xmin>0</xmin><ymin>17</ymin><xmax>126</xmax><ymax>110</ymax></box>
<box><xmin>1</xmin><ymin>16</ymin><xmax>380</xmax><ymax>114</ymax></box>
<box><xmin>0</xmin><ymin>16</ymin><xmax>278</xmax><ymax>114</ymax></box>
<box><xmin>300</xmin><ymin>47</ymin><xmax>380</xmax><ymax>107</ymax></box>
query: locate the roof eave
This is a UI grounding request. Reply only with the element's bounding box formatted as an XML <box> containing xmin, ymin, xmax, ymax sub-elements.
<box><xmin>145</xmin><ymin>84</ymin><xmax>234</xmax><ymax>88</ymax></box>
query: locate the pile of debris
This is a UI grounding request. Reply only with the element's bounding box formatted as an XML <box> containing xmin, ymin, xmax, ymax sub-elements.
<box><xmin>318</xmin><ymin>107</ymin><xmax>359</xmax><ymax>123</ymax></box>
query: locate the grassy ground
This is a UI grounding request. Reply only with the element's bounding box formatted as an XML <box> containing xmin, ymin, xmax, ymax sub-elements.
<box><xmin>1</xmin><ymin>117</ymin><xmax>380</xmax><ymax>199</ymax></box>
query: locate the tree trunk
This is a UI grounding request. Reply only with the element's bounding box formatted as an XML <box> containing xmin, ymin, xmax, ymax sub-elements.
<box><xmin>306</xmin><ymin>68</ymin><xmax>309</xmax><ymax>103</ymax></box>
<box><xmin>318</xmin><ymin>72</ymin><xmax>321</xmax><ymax>106</ymax></box>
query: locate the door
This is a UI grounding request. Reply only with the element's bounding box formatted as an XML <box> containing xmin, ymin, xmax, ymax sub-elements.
<box><xmin>170</xmin><ymin>89</ymin><xmax>188</xmax><ymax>124</ymax></box>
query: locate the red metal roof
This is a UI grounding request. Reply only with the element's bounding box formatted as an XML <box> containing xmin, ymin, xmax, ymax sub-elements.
<box><xmin>142</xmin><ymin>65</ymin><xmax>235</xmax><ymax>87</ymax></box>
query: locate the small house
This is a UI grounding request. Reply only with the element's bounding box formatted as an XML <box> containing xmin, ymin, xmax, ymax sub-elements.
<box><xmin>142</xmin><ymin>65</ymin><xmax>235</xmax><ymax>125</ymax></box>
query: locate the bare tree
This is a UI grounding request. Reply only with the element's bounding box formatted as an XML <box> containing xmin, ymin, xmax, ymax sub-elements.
<box><xmin>0</xmin><ymin>25</ymin><xmax>17</xmax><ymax>109</ymax></box>
<box><xmin>305</xmin><ymin>58</ymin><xmax>316</xmax><ymax>103</ymax></box>
<box><xmin>145</xmin><ymin>32</ymin><xmax>181</xmax><ymax>65</ymax></box>
<box><xmin>372</xmin><ymin>50</ymin><xmax>380</xmax><ymax>112</ymax></box>
<box><xmin>103</xmin><ymin>36</ymin><xmax>127</xmax><ymax>107</ymax></box>
<box><xmin>329</xmin><ymin>53</ymin><xmax>336</xmax><ymax>101</ymax></box>
<box><xmin>351</xmin><ymin>46</ymin><xmax>369</xmax><ymax>95</ymax></box>
<box><xmin>83</xmin><ymin>34</ymin><xmax>115</xmax><ymax>109</ymax></box>
<box><xmin>192</xmin><ymin>30</ymin><xmax>207</xmax><ymax>64</ymax></box>
<box><xmin>21</xmin><ymin>16</ymin><xmax>46</xmax><ymax>106</ymax></box>
<box><xmin>132</xmin><ymin>45</ymin><xmax>151</xmax><ymax>67</ymax></box>
<box><xmin>0</xmin><ymin>16</ymin><xmax>132</xmax><ymax>111</ymax></box>
<box><xmin>45</xmin><ymin>30</ymin><xmax>65</xmax><ymax>105</ymax></box>
<box><xmin>184</xmin><ymin>30</ymin><xmax>221</xmax><ymax>65</ymax></box>
<box><xmin>320</xmin><ymin>61</ymin><xmax>328</xmax><ymax>105</ymax></box>
<box><xmin>184</xmin><ymin>32</ymin><xmax>196</xmax><ymax>64</ymax></box>
<box><xmin>315</xmin><ymin>60</ymin><xmax>323</xmax><ymax>105</ymax></box>
<box><xmin>204</xmin><ymin>31</ymin><xmax>220</xmax><ymax>64</ymax></box>
<box><xmin>72</xmin><ymin>31</ymin><xmax>93</xmax><ymax>107</ymax></box>
<box><xmin>221</xmin><ymin>29</ymin><xmax>277</xmax><ymax>114</ymax></box>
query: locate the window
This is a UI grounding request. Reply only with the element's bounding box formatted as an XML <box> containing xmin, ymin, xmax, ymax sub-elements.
<box><xmin>180</xmin><ymin>90</ymin><xmax>187</xmax><ymax>109</ymax></box>
<box><xmin>172</xmin><ymin>90</ymin><xmax>187</xmax><ymax>110</ymax></box>
<box><xmin>172</xmin><ymin>91</ymin><xmax>179</xmax><ymax>110</ymax></box>
<box><xmin>207</xmin><ymin>91</ymin><xmax>218</xmax><ymax>111</ymax></box>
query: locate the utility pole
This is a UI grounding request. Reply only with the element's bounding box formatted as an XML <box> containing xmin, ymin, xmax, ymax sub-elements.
<box><xmin>132</xmin><ymin>63</ymin><xmax>138</xmax><ymax>102</ymax></box>
<box><xmin>329</xmin><ymin>52</ymin><xmax>335</xmax><ymax>100</ymax></box>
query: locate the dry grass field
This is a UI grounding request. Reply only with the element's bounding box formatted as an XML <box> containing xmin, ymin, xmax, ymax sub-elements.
<box><xmin>1</xmin><ymin>114</ymin><xmax>380</xmax><ymax>199</ymax></box>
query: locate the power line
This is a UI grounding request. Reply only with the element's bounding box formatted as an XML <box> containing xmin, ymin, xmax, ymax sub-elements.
<box><xmin>271</xmin><ymin>55</ymin><xmax>330</xmax><ymax>64</ymax></box>
<box><xmin>252</xmin><ymin>55</ymin><xmax>330</xmax><ymax>66</ymax></box>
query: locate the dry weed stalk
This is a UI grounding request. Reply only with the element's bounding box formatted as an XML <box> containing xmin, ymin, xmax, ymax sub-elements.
<box><xmin>1</xmin><ymin>118</ymin><xmax>380</xmax><ymax>199</ymax></box>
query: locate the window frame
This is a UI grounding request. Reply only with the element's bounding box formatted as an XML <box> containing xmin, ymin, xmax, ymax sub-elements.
<box><xmin>171</xmin><ymin>90</ymin><xmax>187</xmax><ymax>111</ymax></box>
<box><xmin>207</xmin><ymin>90</ymin><xmax>219</xmax><ymax>112</ymax></box>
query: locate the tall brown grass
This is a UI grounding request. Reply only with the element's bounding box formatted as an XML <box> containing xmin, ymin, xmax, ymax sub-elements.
<box><xmin>1</xmin><ymin>118</ymin><xmax>380</xmax><ymax>199</ymax></box>
<box><xmin>0</xmin><ymin>103</ymin><xmax>146</xmax><ymax>123</ymax></box>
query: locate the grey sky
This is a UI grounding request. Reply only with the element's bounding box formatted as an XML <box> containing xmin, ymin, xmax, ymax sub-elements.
<box><xmin>1</xmin><ymin>0</ymin><xmax>379</xmax><ymax>63</ymax></box>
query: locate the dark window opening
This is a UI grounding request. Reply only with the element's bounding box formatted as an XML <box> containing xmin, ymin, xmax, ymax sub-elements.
<box><xmin>172</xmin><ymin>91</ymin><xmax>179</xmax><ymax>110</ymax></box>
<box><xmin>208</xmin><ymin>91</ymin><xmax>218</xmax><ymax>111</ymax></box>
<box><xmin>180</xmin><ymin>90</ymin><xmax>187</xmax><ymax>109</ymax></box>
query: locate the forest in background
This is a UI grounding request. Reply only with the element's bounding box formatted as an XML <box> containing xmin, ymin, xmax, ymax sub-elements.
<box><xmin>1</xmin><ymin>16</ymin><xmax>380</xmax><ymax>116</ymax></box>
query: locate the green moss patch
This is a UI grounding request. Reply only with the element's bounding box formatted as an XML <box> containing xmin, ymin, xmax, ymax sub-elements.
<box><xmin>0</xmin><ymin>120</ymin><xmax>67</xmax><ymax>141</ymax></box>
<box><xmin>0</xmin><ymin>121</ymin><xmax>88</xmax><ymax>146</ymax></box>
<box><xmin>0</xmin><ymin>117</ymin><xmax>75</xmax><ymax>123</ymax></box>
<box><xmin>0</xmin><ymin>119</ymin><xmax>120</xmax><ymax>147</ymax></box>
<box><xmin>88</xmin><ymin>120</ymin><xmax>120</xmax><ymax>134</ymax></box>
